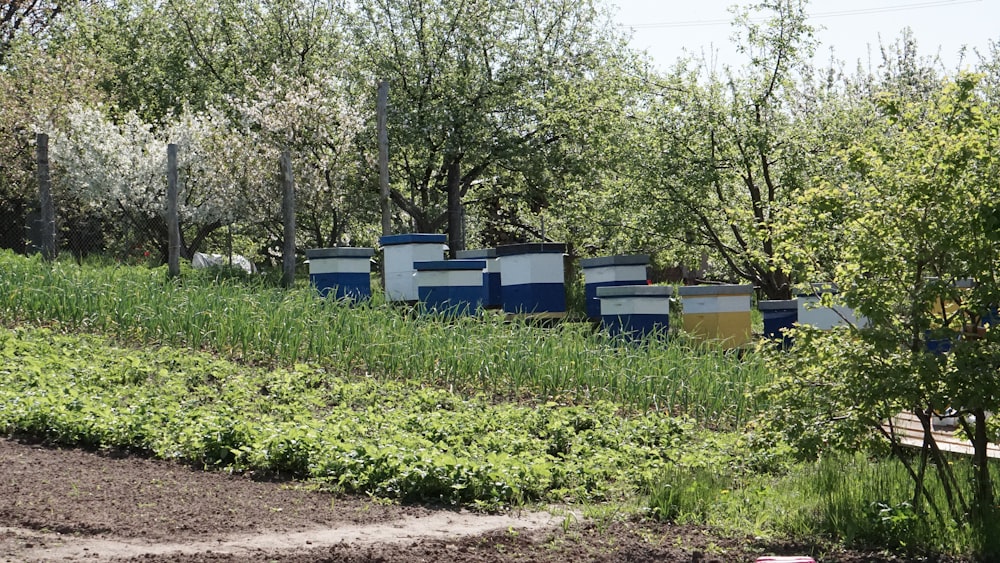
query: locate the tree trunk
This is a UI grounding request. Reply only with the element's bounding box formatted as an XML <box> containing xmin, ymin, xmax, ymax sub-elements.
<box><xmin>916</xmin><ymin>409</ymin><xmax>968</xmax><ymax>522</ymax></box>
<box><xmin>759</xmin><ymin>269</ymin><xmax>792</xmax><ymax>300</ymax></box>
<box><xmin>964</xmin><ymin>407</ymin><xmax>999</xmax><ymax>558</ymax></box>
<box><xmin>972</xmin><ymin>408</ymin><xmax>994</xmax><ymax>513</ymax></box>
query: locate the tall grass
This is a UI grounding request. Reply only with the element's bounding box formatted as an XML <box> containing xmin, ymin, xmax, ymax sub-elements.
<box><xmin>773</xmin><ymin>453</ymin><xmax>980</xmax><ymax>553</ymax></box>
<box><xmin>0</xmin><ymin>251</ymin><xmax>772</xmax><ymax>428</ymax></box>
<box><xmin>644</xmin><ymin>451</ymin><xmax>990</xmax><ymax>556</ymax></box>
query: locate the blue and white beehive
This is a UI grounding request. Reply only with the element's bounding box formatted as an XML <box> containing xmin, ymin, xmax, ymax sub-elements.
<box><xmin>379</xmin><ymin>234</ymin><xmax>447</xmax><ymax>302</ymax></box>
<box><xmin>579</xmin><ymin>254</ymin><xmax>650</xmax><ymax>320</ymax></box>
<box><xmin>796</xmin><ymin>283</ymin><xmax>868</xmax><ymax>330</ymax></box>
<box><xmin>414</xmin><ymin>259</ymin><xmax>488</xmax><ymax>315</ymax></box>
<box><xmin>305</xmin><ymin>247</ymin><xmax>375</xmax><ymax>301</ymax></box>
<box><xmin>759</xmin><ymin>299</ymin><xmax>797</xmax><ymax>348</ymax></box>
<box><xmin>456</xmin><ymin>248</ymin><xmax>501</xmax><ymax>309</ymax></box>
<box><xmin>495</xmin><ymin>243</ymin><xmax>567</xmax><ymax>315</ymax></box>
<box><xmin>597</xmin><ymin>284</ymin><xmax>672</xmax><ymax>339</ymax></box>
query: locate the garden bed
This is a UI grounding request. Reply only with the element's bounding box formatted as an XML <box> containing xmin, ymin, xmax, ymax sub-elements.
<box><xmin>0</xmin><ymin>438</ymin><xmax>943</xmax><ymax>562</ymax></box>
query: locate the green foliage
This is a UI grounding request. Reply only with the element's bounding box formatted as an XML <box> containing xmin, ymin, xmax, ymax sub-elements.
<box><xmin>771</xmin><ymin>453</ymin><xmax>968</xmax><ymax>554</ymax></box>
<box><xmin>646</xmin><ymin>465</ymin><xmax>733</xmax><ymax>525</ymax></box>
<box><xmin>0</xmin><ymin>253</ymin><xmax>993</xmax><ymax>557</ymax></box>
<box><xmin>0</xmin><ymin>324</ymin><xmax>702</xmax><ymax>507</ymax></box>
<box><xmin>0</xmin><ymin>251</ymin><xmax>771</xmax><ymax>428</ymax></box>
<box><xmin>771</xmin><ymin>72</ymin><xmax>1000</xmax><ymax>557</ymax></box>
<box><xmin>58</xmin><ymin>0</ymin><xmax>346</xmax><ymax>122</ymax></box>
<box><xmin>754</xmin><ymin>327</ymin><xmax>891</xmax><ymax>461</ymax></box>
<box><xmin>347</xmin><ymin>0</ymin><xmax>640</xmax><ymax>248</ymax></box>
<box><xmin>609</xmin><ymin>0</ymin><xmax>836</xmax><ymax>298</ymax></box>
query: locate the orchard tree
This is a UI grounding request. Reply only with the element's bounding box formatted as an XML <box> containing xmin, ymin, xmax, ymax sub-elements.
<box><xmin>50</xmin><ymin>104</ymin><xmax>249</xmax><ymax>260</ymax></box>
<box><xmin>41</xmin><ymin>0</ymin><xmax>371</xmax><ymax>259</ymax></box>
<box><xmin>61</xmin><ymin>0</ymin><xmax>221</xmax><ymax>122</ymax></box>
<box><xmin>59</xmin><ymin>0</ymin><xmax>346</xmax><ymax>122</ymax></box>
<box><xmin>347</xmin><ymin>0</ymin><xmax>638</xmax><ymax>252</ymax></box>
<box><xmin>623</xmin><ymin>0</ymin><xmax>851</xmax><ymax>297</ymax></box>
<box><xmin>164</xmin><ymin>0</ymin><xmax>344</xmax><ymax>87</ymax></box>
<box><xmin>0</xmin><ymin>37</ymin><xmax>104</xmax><ymax>252</ymax></box>
<box><xmin>235</xmin><ymin>67</ymin><xmax>376</xmax><ymax>254</ymax></box>
<box><xmin>0</xmin><ymin>0</ymin><xmax>81</xmax><ymax>65</ymax></box>
<box><xmin>766</xmin><ymin>73</ymin><xmax>1000</xmax><ymax>555</ymax></box>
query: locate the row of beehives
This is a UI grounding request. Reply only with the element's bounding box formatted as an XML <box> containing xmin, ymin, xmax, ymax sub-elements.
<box><xmin>305</xmin><ymin>235</ymin><xmax>864</xmax><ymax>349</ymax></box>
<box><xmin>305</xmin><ymin>235</ymin><xmax>568</xmax><ymax>314</ymax></box>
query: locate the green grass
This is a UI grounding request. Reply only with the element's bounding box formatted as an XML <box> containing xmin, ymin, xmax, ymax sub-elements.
<box><xmin>642</xmin><ymin>447</ymin><xmax>996</xmax><ymax>557</ymax></box>
<box><xmin>0</xmin><ymin>251</ymin><xmax>771</xmax><ymax>429</ymax></box>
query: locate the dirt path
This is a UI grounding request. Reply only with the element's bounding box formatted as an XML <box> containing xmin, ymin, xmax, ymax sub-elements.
<box><xmin>0</xmin><ymin>438</ymin><xmax>953</xmax><ymax>562</ymax></box>
<box><xmin>2</xmin><ymin>510</ymin><xmax>562</xmax><ymax>561</ymax></box>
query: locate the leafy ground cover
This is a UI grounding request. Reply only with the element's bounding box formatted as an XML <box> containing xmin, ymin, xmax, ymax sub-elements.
<box><xmin>0</xmin><ymin>325</ymin><xmax>726</xmax><ymax>509</ymax></box>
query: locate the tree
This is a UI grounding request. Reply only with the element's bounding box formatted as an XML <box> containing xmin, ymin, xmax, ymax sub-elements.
<box><xmin>56</xmin><ymin>0</ymin><xmax>346</xmax><ymax>123</ymax></box>
<box><xmin>49</xmin><ymin>104</ymin><xmax>250</xmax><ymax>260</ymax></box>
<box><xmin>34</xmin><ymin>0</ymin><xmax>371</xmax><ymax>260</ymax></box>
<box><xmin>0</xmin><ymin>0</ymin><xmax>81</xmax><ymax>65</ymax></box>
<box><xmin>0</xmin><ymin>33</ymin><xmax>105</xmax><ymax>253</ymax></box>
<box><xmin>618</xmin><ymin>0</ymin><xmax>862</xmax><ymax>297</ymax></box>
<box><xmin>235</xmin><ymin>67</ymin><xmax>376</xmax><ymax>254</ymax></box>
<box><xmin>346</xmin><ymin>0</ymin><xmax>636</xmax><ymax>252</ymax></box>
<box><xmin>767</xmin><ymin>72</ymin><xmax>1000</xmax><ymax>556</ymax></box>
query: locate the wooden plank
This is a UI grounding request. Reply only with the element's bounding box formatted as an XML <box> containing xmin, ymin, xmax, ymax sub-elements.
<box><xmin>883</xmin><ymin>412</ymin><xmax>1000</xmax><ymax>459</ymax></box>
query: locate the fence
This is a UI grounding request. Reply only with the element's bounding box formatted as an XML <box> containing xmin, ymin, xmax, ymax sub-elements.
<box><xmin>26</xmin><ymin>135</ymin><xmax>298</xmax><ymax>286</ymax></box>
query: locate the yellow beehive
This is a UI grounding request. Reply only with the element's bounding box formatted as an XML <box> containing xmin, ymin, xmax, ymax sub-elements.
<box><xmin>678</xmin><ymin>284</ymin><xmax>753</xmax><ymax>349</ymax></box>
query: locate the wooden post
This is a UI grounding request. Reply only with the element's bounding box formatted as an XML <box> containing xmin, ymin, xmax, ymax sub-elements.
<box><xmin>281</xmin><ymin>150</ymin><xmax>296</xmax><ymax>289</ymax></box>
<box><xmin>447</xmin><ymin>159</ymin><xmax>463</xmax><ymax>256</ymax></box>
<box><xmin>377</xmin><ymin>80</ymin><xmax>391</xmax><ymax>237</ymax></box>
<box><xmin>167</xmin><ymin>144</ymin><xmax>180</xmax><ymax>278</ymax></box>
<box><xmin>36</xmin><ymin>133</ymin><xmax>56</xmax><ymax>261</ymax></box>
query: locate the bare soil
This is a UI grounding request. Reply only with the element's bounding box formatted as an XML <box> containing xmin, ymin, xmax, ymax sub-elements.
<box><xmin>0</xmin><ymin>438</ymin><xmax>965</xmax><ymax>562</ymax></box>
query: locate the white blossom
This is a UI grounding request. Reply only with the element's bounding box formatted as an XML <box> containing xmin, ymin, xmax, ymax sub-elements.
<box><xmin>50</xmin><ymin>103</ymin><xmax>250</xmax><ymax>230</ymax></box>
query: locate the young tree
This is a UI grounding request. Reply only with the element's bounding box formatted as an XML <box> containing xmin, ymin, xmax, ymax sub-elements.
<box><xmin>767</xmin><ymin>72</ymin><xmax>1000</xmax><ymax>555</ymax></box>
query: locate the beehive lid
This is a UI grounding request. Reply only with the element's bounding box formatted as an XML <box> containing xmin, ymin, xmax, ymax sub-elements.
<box><xmin>495</xmin><ymin>243</ymin><xmax>566</xmax><ymax>256</ymax></box>
<box><xmin>379</xmin><ymin>233</ymin><xmax>447</xmax><ymax>246</ymax></box>
<box><xmin>579</xmin><ymin>254</ymin><xmax>650</xmax><ymax>269</ymax></box>
<box><xmin>596</xmin><ymin>285</ymin><xmax>672</xmax><ymax>297</ymax></box>
<box><xmin>758</xmin><ymin>299</ymin><xmax>797</xmax><ymax>311</ymax></box>
<box><xmin>678</xmin><ymin>284</ymin><xmax>753</xmax><ymax>296</ymax></box>
<box><xmin>456</xmin><ymin>248</ymin><xmax>497</xmax><ymax>259</ymax></box>
<box><xmin>305</xmin><ymin>247</ymin><xmax>375</xmax><ymax>259</ymax></box>
<box><xmin>414</xmin><ymin>260</ymin><xmax>487</xmax><ymax>271</ymax></box>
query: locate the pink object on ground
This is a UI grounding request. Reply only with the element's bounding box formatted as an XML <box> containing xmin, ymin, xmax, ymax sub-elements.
<box><xmin>755</xmin><ymin>558</ymin><xmax>817</xmax><ymax>563</ymax></box>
